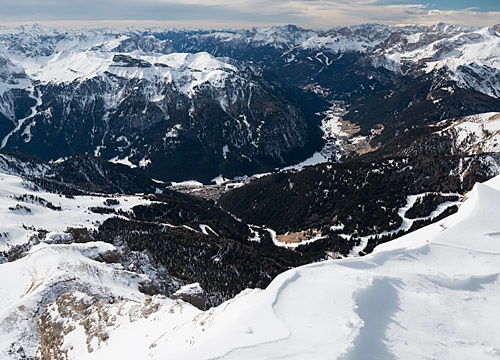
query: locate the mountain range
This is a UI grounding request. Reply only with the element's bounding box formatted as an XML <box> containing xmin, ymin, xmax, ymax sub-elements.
<box><xmin>1</xmin><ymin>23</ymin><xmax>500</xmax><ymax>359</ymax></box>
<box><xmin>0</xmin><ymin>23</ymin><xmax>499</xmax><ymax>181</ymax></box>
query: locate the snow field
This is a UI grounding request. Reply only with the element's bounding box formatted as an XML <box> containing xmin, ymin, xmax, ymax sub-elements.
<box><xmin>0</xmin><ymin>171</ymin><xmax>151</xmax><ymax>250</ymax></box>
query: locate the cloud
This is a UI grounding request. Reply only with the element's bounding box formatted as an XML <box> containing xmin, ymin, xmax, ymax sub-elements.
<box><xmin>0</xmin><ymin>0</ymin><xmax>498</xmax><ymax>28</ymax></box>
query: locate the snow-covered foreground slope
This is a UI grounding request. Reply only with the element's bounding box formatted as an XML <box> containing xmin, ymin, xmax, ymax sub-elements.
<box><xmin>0</xmin><ymin>169</ymin><xmax>173</xmax><ymax>358</ymax></box>
<box><xmin>0</xmin><ymin>242</ymin><xmax>151</xmax><ymax>358</ymax></box>
<box><xmin>34</xmin><ymin>176</ymin><xmax>500</xmax><ymax>359</ymax></box>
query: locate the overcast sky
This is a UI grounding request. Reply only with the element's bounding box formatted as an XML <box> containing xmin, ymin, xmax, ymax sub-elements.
<box><xmin>1</xmin><ymin>0</ymin><xmax>499</xmax><ymax>29</ymax></box>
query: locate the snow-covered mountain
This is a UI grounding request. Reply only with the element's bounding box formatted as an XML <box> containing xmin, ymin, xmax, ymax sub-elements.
<box><xmin>0</xmin><ymin>23</ymin><xmax>499</xmax><ymax>181</ymax></box>
<box><xmin>374</xmin><ymin>24</ymin><xmax>500</xmax><ymax>98</ymax></box>
<box><xmin>0</xmin><ymin>25</ymin><xmax>324</xmax><ymax>182</ymax></box>
<box><xmin>1</xmin><ymin>22</ymin><xmax>500</xmax><ymax>359</ymax></box>
<box><xmin>437</xmin><ymin>112</ymin><xmax>500</xmax><ymax>155</ymax></box>
<box><xmin>4</xmin><ymin>172</ymin><xmax>498</xmax><ymax>359</ymax></box>
<box><xmin>298</xmin><ymin>24</ymin><xmax>394</xmax><ymax>53</ymax></box>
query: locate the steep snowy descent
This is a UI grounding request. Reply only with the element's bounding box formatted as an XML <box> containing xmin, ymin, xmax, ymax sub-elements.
<box><xmin>0</xmin><ymin>242</ymin><xmax>152</xmax><ymax>358</ymax></box>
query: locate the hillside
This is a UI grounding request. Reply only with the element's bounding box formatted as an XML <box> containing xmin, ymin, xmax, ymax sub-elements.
<box><xmin>28</xmin><ymin>175</ymin><xmax>500</xmax><ymax>359</ymax></box>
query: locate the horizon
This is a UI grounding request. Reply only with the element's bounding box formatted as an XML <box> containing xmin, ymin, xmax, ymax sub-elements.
<box><xmin>1</xmin><ymin>0</ymin><xmax>499</xmax><ymax>29</ymax></box>
<box><xmin>0</xmin><ymin>20</ymin><xmax>499</xmax><ymax>32</ymax></box>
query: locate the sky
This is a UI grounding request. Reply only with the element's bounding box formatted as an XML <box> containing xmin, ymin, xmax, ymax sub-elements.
<box><xmin>0</xmin><ymin>0</ymin><xmax>499</xmax><ymax>29</ymax></box>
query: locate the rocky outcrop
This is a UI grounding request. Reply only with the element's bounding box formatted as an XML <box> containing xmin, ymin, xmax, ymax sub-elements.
<box><xmin>37</xmin><ymin>292</ymin><xmax>165</xmax><ymax>359</ymax></box>
<box><xmin>172</xmin><ymin>283</ymin><xmax>207</xmax><ymax>310</ymax></box>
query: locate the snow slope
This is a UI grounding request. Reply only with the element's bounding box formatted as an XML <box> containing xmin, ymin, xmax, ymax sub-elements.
<box><xmin>439</xmin><ymin>112</ymin><xmax>500</xmax><ymax>155</ymax></box>
<box><xmin>38</xmin><ymin>175</ymin><xmax>500</xmax><ymax>359</ymax></box>
<box><xmin>0</xmin><ymin>170</ymin><xmax>151</xmax><ymax>251</ymax></box>
<box><xmin>0</xmin><ymin>242</ymin><xmax>150</xmax><ymax>358</ymax></box>
<box><xmin>11</xmin><ymin>49</ymin><xmax>237</xmax><ymax>98</ymax></box>
<box><xmin>0</xmin><ymin>168</ymin><xmax>168</xmax><ymax>358</ymax></box>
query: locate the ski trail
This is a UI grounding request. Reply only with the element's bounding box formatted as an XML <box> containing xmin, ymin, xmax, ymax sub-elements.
<box><xmin>349</xmin><ymin>192</ymin><xmax>463</xmax><ymax>256</ymax></box>
<box><xmin>1</xmin><ymin>86</ymin><xmax>42</xmax><ymax>149</ymax></box>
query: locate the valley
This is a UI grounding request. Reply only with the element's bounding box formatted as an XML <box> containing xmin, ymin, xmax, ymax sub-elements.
<box><xmin>0</xmin><ymin>22</ymin><xmax>499</xmax><ymax>359</ymax></box>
